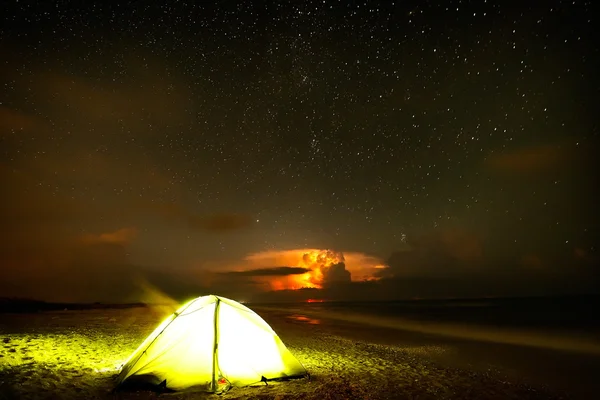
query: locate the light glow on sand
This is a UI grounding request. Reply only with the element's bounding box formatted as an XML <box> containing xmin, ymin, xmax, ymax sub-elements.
<box><xmin>2</xmin><ymin>307</ymin><xmax>582</xmax><ymax>400</ymax></box>
<box><xmin>94</xmin><ymin>365</ymin><xmax>122</xmax><ymax>373</ymax></box>
<box><xmin>0</xmin><ymin>332</ymin><xmax>129</xmax><ymax>373</ymax></box>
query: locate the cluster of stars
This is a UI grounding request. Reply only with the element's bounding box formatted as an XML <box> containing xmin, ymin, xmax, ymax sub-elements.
<box><xmin>1</xmin><ymin>0</ymin><xmax>596</xmax><ymax>258</ymax></box>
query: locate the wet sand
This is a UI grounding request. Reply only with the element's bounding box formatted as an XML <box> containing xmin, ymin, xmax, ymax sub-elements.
<box><xmin>0</xmin><ymin>306</ymin><xmax>594</xmax><ymax>399</ymax></box>
<box><xmin>255</xmin><ymin>306</ymin><xmax>600</xmax><ymax>399</ymax></box>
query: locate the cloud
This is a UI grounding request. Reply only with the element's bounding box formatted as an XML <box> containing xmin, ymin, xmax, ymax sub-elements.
<box><xmin>341</xmin><ymin>252</ymin><xmax>388</xmax><ymax>281</ymax></box>
<box><xmin>437</xmin><ymin>228</ymin><xmax>483</xmax><ymax>262</ymax></box>
<box><xmin>219</xmin><ymin>233</ymin><xmax>599</xmax><ymax>303</ymax></box>
<box><xmin>520</xmin><ymin>253</ymin><xmax>543</xmax><ymax>269</ymax></box>
<box><xmin>0</xmin><ymin>160</ymin><xmax>256</xmax><ymax>302</ymax></box>
<box><xmin>249</xmin><ymin>249</ymin><xmax>358</xmax><ymax>288</ymax></box>
<box><xmin>220</xmin><ymin>266</ymin><xmax>312</xmax><ymax>277</ymax></box>
<box><xmin>0</xmin><ymin>163</ymin><xmax>145</xmax><ymax>302</ymax></box>
<box><xmin>378</xmin><ymin>228</ymin><xmax>484</xmax><ymax>279</ymax></box>
<box><xmin>0</xmin><ymin>225</ymin><xmax>140</xmax><ymax>303</ymax></box>
<box><xmin>252</xmin><ymin>265</ymin><xmax>600</xmax><ymax>303</ymax></box>
<box><xmin>2</xmin><ymin>53</ymin><xmax>190</xmax><ymax>214</ymax></box>
<box><xmin>321</xmin><ymin>262</ymin><xmax>351</xmax><ymax>287</ymax></box>
<box><xmin>11</xmin><ymin>60</ymin><xmax>192</xmax><ymax>137</ymax></box>
<box><xmin>295</xmin><ymin>249</ymin><xmax>352</xmax><ymax>287</ymax></box>
<box><xmin>0</xmin><ymin>153</ymin><xmax>173</xmax><ymax>225</ymax></box>
<box><xmin>0</xmin><ymin>216</ymin><xmax>215</xmax><ymax>304</ymax></box>
<box><xmin>188</xmin><ymin>213</ymin><xmax>255</xmax><ymax>232</ymax></box>
<box><xmin>485</xmin><ymin>143</ymin><xmax>570</xmax><ymax>173</ymax></box>
<box><xmin>0</xmin><ymin>106</ymin><xmax>41</xmax><ymax>135</ymax></box>
<box><xmin>141</xmin><ymin>202</ymin><xmax>255</xmax><ymax>233</ymax></box>
<box><xmin>0</xmin><ymin>166</ymin><xmax>85</xmax><ymax>226</ymax></box>
<box><xmin>205</xmin><ymin>249</ymin><xmax>384</xmax><ymax>292</ymax></box>
<box><xmin>80</xmin><ymin>228</ymin><xmax>139</xmax><ymax>246</ymax></box>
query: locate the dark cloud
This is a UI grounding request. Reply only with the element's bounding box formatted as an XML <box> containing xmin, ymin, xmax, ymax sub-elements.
<box><xmin>0</xmin><ymin>152</ymin><xmax>174</xmax><ymax>229</ymax></box>
<box><xmin>484</xmin><ymin>141</ymin><xmax>591</xmax><ymax>175</ymax></box>
<box><xmin>219</xmin><ymin>266</ymin><xmax>311</xmax><ymax>277</ymax></box>
<box><xmin>378</xmin><ymin>228</ymin><xmax>484</xmax><ymax>279</ymax></box>
<box><xmin>520</xmin><ymin>253</ymin><xmax>543</xmax><ymax>269</ymax></box>
<box><xmin>252</xmin><ymin>265</ymin><xmax>600</xmax><ymax>303</ymax></box>
<box><xmin>0</xmin><ymin>226</ymin><xmax>140</xmax><ymax>303</ymax></box>
<box><xmin>0</xmin><ymin>164</ymin><xmax>159</xmax><ymax>302</ymax></box>
<box><xmin>0</xmin><ymin>106</ymin><xmax>41</xmax><ymax>135</ymax></box>
<box><xmin>7</xmin><ymin>57</ymin><xmax>193</xmax><ymax>138</ymax></box>
<box><xmin>188</xmin><ymin>213</ymin><xmax>255</xmax><ymax>233</ymax></box>
<box><xmin>142</xmin><ymin>202</ymin><xmax>255</xmax><ymax>233</ymax></box>
<box><xmin>1</xmin><ymin>54</ymin><xmax>188</xmax><ymax>224</ymax></box>
<box><xmin>0</xmin><ymin>160</ymin><xmax>256</xmax><ymax>303</ymax></box>
<box><xmin>321</xmin><ymin>262</ymin><xmax>351</xmax><ymax>287</ymax></box>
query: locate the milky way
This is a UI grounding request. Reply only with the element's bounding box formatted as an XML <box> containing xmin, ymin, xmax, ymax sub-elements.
<box><xmin>0</xmin><ymin>0</ymin><xmax>598</xmax><ymax>302</ymax></box>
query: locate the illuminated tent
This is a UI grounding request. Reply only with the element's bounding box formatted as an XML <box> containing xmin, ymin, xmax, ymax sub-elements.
<box><xmin>115</xmin><ymin>295</ymin><xmax>307</xmax><ymax>392</ymax></box>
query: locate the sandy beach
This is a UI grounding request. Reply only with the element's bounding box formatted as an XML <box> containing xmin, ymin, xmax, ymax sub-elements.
<box><xmin>0</xmin><ymin>305</ymin><xmax>594</xmax><ymax>400</ymax></box>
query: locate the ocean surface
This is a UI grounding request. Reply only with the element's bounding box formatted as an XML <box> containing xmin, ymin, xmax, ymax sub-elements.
<box><xmin>253</xmin><ymin>295</ymin><xmax>600</xmax><ymax>399</ymax></box>
<box><xmin>254</xmin><ymin>294</ymin><xmax>600</xmax><ymax>330</ymax></box>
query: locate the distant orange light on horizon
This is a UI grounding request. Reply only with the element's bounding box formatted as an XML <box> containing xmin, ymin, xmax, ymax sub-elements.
<box><xmin>243</xmin><ymin>248</ymin><xmax>386</xmax><ymax>291</ymax></box>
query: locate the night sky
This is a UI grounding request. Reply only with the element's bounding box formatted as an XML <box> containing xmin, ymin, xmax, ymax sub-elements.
<box><xmin>1</xmin><ymin>0</ymin><xmax>598</xmax><ymax>303</ymax></box>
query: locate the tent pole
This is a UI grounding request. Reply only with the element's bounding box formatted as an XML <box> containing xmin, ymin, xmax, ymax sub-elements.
<box><xmin>211</xmin><ymin>297</ymin><xmax>221</xmax><ymax>392</ymax></box>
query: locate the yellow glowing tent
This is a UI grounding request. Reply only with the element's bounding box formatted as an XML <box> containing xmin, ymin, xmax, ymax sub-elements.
<box><xmin>115</xmin><ymin>295</ymin><xmax>307</xmax><ymax>392</ymax></box>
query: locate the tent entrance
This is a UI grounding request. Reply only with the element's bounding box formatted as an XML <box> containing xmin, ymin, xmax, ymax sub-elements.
<box><xmin>210</xmin><ymin>298</ymin><xmax>232</xmax><ymax>394</ymax></box>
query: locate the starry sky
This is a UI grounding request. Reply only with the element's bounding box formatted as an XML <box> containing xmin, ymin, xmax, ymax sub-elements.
<box><xmin>1</xmin><ymin>0</ymin><xmax>598</xmax><ymax>303</ymax></box>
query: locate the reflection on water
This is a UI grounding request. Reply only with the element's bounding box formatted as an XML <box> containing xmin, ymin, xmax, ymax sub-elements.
<box><xmin>287</xmin><ymin>314</ymin><xmax>321</xmax><ymax>325</ymax></box>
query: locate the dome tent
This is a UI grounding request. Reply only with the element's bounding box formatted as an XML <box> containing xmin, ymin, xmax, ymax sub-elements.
<box><xmin>115</xmin><ymin>295</ymin><xmax>307</xmax><ymax>393</ymax></box>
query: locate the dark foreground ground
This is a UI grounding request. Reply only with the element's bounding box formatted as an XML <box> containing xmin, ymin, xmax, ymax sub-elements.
<box><xmin>1</xmin><ymin>304</ymin><xmax>599</xmax><ymax>400</ymax></box>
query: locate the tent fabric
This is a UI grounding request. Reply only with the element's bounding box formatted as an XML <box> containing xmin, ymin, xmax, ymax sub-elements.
<box><xmin>115</xmin><ymin>295</ymin><xmax>307</xmax><ymax>392</ymax></box>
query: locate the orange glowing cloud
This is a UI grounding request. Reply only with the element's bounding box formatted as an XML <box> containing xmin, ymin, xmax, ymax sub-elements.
<box><xmin>80</xmin><ymin>227</ymin><xmax>139</xmax><ymax>245</ymax></box>
<box><xmin>232</xmin><ymin>248</ymin><xmax>387</xmax><ymax>291</ymax></box>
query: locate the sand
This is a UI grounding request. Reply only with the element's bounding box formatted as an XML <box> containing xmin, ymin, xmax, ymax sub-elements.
<box><xmin>0</xmin><ymin>306</ymin><xmax>567</xmax><ymax>400</ymax></box>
